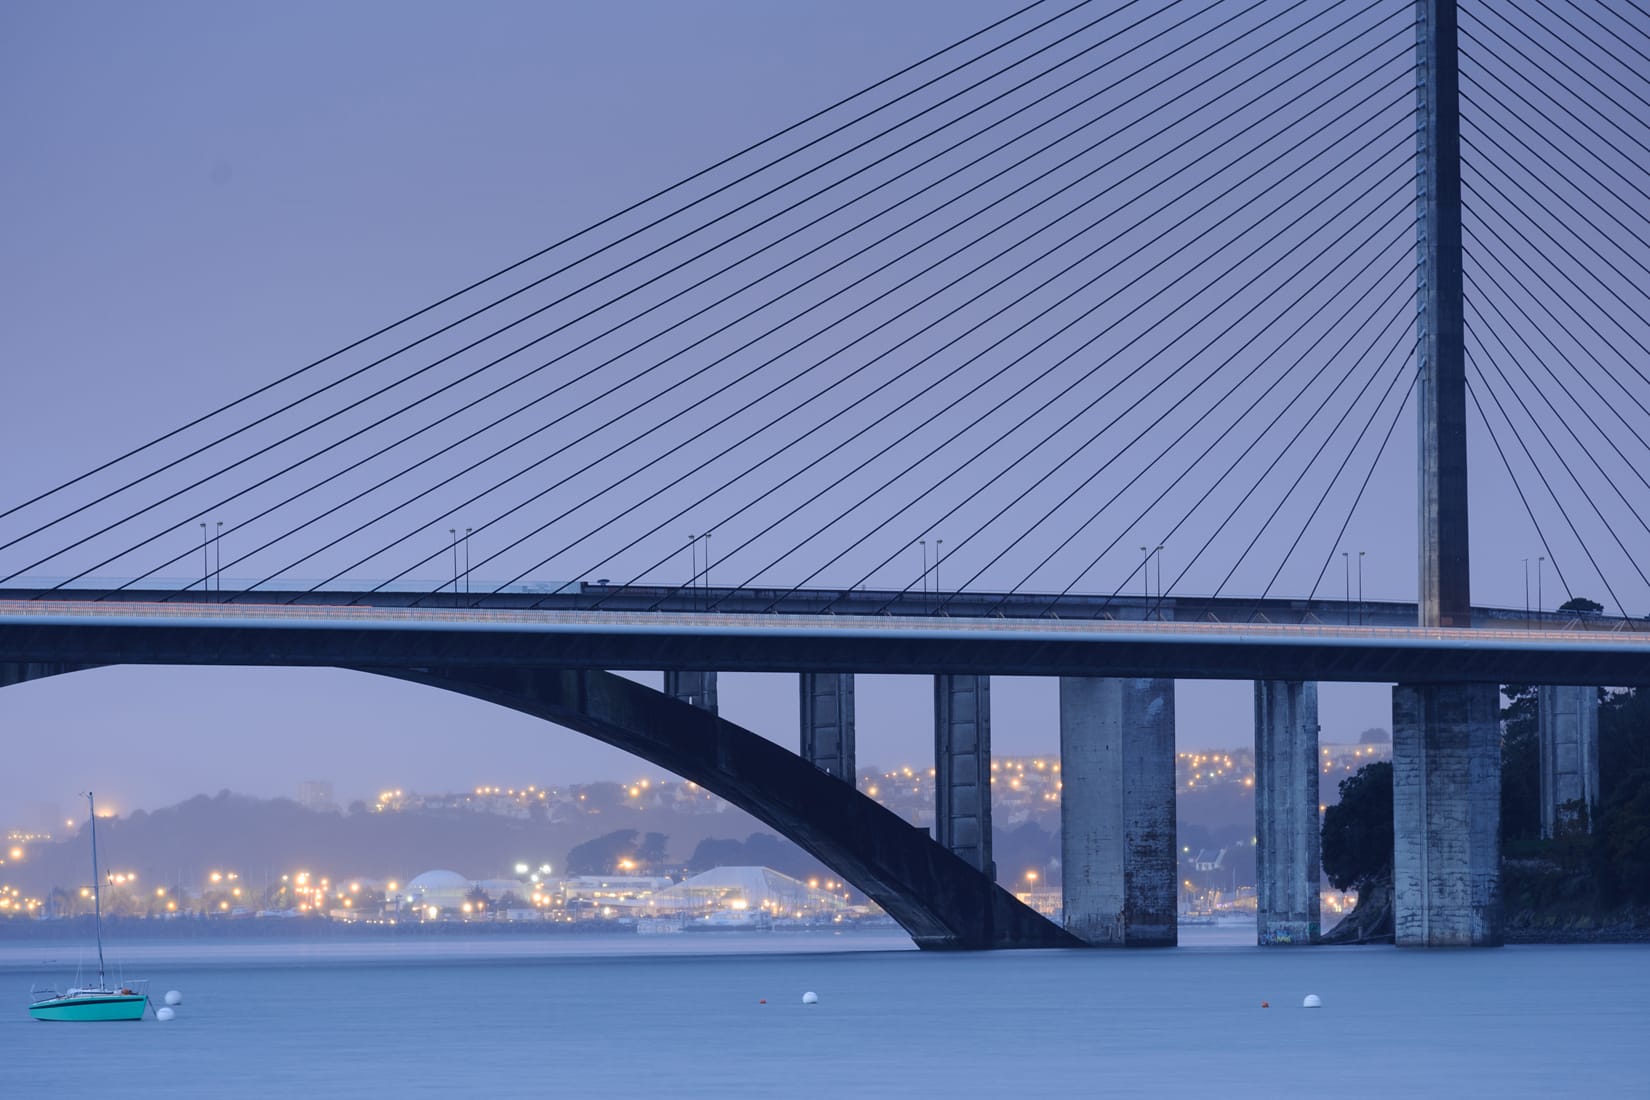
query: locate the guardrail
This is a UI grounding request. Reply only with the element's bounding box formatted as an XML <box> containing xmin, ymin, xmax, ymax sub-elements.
<box><xmin>0</xmin><ymin>598</ymin><xmax>1642</xmax><ymax>649</ymax></box>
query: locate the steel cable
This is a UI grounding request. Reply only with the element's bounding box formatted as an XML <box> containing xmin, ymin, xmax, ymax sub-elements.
<box><xmin>0</xmin><ymin>0</ymin><xmax>1087</xmax><ymax>526</ymax></box>
<box><xmin>3</xmin><ymin>0</ymin><xmax>1145</xmax><ymax>564</ymax></box>
<box><xmin>78</xmin><ymin>0</ymin><xmax>1276</xmax><ymax>598</ymax></box>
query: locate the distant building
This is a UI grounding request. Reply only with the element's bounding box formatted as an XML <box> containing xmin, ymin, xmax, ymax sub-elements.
<box><xmin>652</xmin><ymin>866</ymin><xmax>848</xmax><ymax>919</ymax></box>
<box><xmin>559</xmin><ymin>874</ymin><xmax>673</xmax><ymax>916</ymax></box>
<box><xmin>298</xmin><ymin>780</ymin><xmax>337</xmax><ymax>813</ymax></box>
<box><xmin>401</xmin><ymin>869</ymin><xmax>474</xmax><ymax>914</ymax></box>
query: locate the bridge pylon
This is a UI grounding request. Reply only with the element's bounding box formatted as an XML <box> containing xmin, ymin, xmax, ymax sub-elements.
<box><xmin>1393</xmin><ymin>0</ymin><xmax>1502</xmax><ymax>948</ymax></box>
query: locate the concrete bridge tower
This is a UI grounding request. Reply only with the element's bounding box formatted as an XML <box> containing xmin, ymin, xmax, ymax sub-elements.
<box><xmin>1392</xmin><ymin>0</ymin><xmax>1502</xmax><ymax>947</ymax></box>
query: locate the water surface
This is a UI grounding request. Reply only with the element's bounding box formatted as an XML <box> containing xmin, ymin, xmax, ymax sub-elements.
<box><xmin>4</xmin><ymin>932</ymin><xmax>1644</xmax><ymax>1096</ymax></box>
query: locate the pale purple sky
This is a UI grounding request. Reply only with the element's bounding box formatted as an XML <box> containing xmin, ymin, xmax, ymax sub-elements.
<box><xmin>2</xmin><ymin>0</ymin><xmax>1632</xmax><ymax>824</ymax></box>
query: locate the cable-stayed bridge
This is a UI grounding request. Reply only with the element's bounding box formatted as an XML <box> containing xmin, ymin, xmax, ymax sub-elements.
<box><xmin>3</xmin><ymin>0</ymin><xmax>1648</xmax><ymax>948</ymax></box>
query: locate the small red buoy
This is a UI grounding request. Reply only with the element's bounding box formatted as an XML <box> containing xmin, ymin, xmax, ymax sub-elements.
<box><xmin>1261</xmin><ymin>1001</ymin><xmax>1270</xmax><ymax>1008</ymax></box>
<box><xmin>759</xmin><ymin>999</ymin><xmax>766</xmax><ymax>1004</ymax></box>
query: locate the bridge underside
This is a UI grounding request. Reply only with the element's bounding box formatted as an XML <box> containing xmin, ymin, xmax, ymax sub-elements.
<box><xmin>2</xmin><ymin>659</ymin><xmax>1069</xmax><ymax>949</ymax></box>
<box><xmin>364</xmin><ymin>666</ymin><xmax>1073</xmax><ymax>950</ymax></box>
<box><xmin>1</xmin><ymin>614</ymin><xmax>1645</xmax><ymax>686</ymax></box>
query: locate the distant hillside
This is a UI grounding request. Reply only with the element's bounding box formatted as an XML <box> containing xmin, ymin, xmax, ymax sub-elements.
<box><xmin>7</xmin><ymin>776</ymin><xmax>1279</xmax><ymax>903</ymax></box>
<box><xmin>7</xmin><ymin>790</ymin><xmax>800</xmax><ymax>896</ymax></box>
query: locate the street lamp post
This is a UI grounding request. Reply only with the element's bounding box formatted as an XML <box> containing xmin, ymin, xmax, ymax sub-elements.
<box><xmin>1140</xmin><ymin>546</ymin><xmax>1150</xmax><ymax>614</ymax></box>
<box><xmin>935</xmin><ymin>539</ymin><xmax>944</xmax><ymax>608</ymax></box>
<box><xmin>686</xmin><ymin>534</ymin><xmax>697</xmax><ymax>610</ymax></box>
<box><xmin>464</xmin><ymin>528</ymin><xmax>472</xmax><ymax>603</ymax></box>
<box><xmin>1523</xmin><ymin>558</ymin><xmax>1530</xmax><ymax>625</ymax></box>
<box><xmin>199</xmin><ymin>523</ymin><xmax>209</xmax><ymax>600</ymax></box>
<box><xmin>215</xmin><ymin>521</ymin><xmax>223</xmax><ymax>600</ymax></box>
<box><xmin>1155</xmin><ymin>544</ymin><xmax>1164</xmax><ymax>614</ymax></box>
<box><xmin>919</xmin><ymin>540</ymin><xmax>928</xmax><ymax>614</ymax></box>
<box><xmin>1538</xmin><ymin>555</ymin><xmax>1546</xmax><ymax>626</ymax></box>
<box><xmin>1357</xmin><ymin>551</ymin><xmax>1365</xmax><ymax>626</ymax></box>
<box><xmin>1342</xmin><ymin>551</ymin><xmax>1350</xmax><ymax>625</ymax></box>
<box><xmin>449</xmin><ymin>528</ymin><xmax>458</xmax><ymax>606</ymax></box>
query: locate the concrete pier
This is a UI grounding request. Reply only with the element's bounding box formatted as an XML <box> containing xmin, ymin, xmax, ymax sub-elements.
<box><xmin>934</xmin><ymin>674</ymin><xmax>993</xmax><ymax>876</ymax></box>
<box><xmin>1059</xmin><ymin>677</ymin><xmax>1176</xmax><ymax>946</ymax></box>
<box><xmin>663</xmin><ymin>670</ymin><xmax>718</xmax><ymax>714</ymax></box>
<box><xmin>1392</xmin><ymin>683</ymin><xmax>1502</xmax><ymax>946</ymax></box>
<box><xmin>1254</xmin><ymin>680</ymin><xmax>1321</xmax><ymax>945</ymax></box>
<box><xmin>800</xmin><ymin>673</ymin><xmax>855</xmax><ymax>782</ymax></box>
<box><xmin>1538</xmin><ymin>685</ymin><xmax>1599</xmax><ymax>838</ymax></box>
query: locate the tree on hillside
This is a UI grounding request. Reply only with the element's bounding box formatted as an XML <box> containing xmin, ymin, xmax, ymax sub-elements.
<box><xmin>564</xmin><ymin>829</ymin><xmax>639</xmax><ymax>875</ymax></box>
<box><xmin>576</xmin><ymin>782</ymin><xmax>627</xmax><ymax>813</ymax></box>
<box><xmin>1592</xmin><ymin>687</ymin><xmax>1650</xmax><ymax>904</ymax></box>
<box><xmin>685</xmin><ymin>833</ymin><xmax>828</xmax><ymax>881</ymax></box>
<box><xmin>1501</xmin><ymin>684</ymin><xmax>1541</xmax><ymax>842</ymax></box>
<box><xmin>992</xmin><ymin>822</ymin><xmax>1057</xmax><ymax>888</ymax></box>
<box><xmin>634</xmin><ymin>832</ymin><xmax>669</xmax><ymax>868</ymax></box>
<box><xmin>1600</xmin><ymin>687</ymin><xmax>1650</xmax><ymax>803</ymax></box>
<box><xmin>1558</xmin><ymin>596</ymin><xmax>1604</xmax><ymax>614</ymax></box>
<box><xmin>1321</xmin><ymin>761</ymin><xmax>1393</xmax><ymax>892</ymax></box>
<box><xmin>686</xmin><ymin>836</ymin><xmax>746</xmax><ymax>870</ymax></box>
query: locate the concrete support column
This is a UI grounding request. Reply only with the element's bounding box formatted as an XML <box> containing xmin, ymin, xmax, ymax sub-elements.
<box><xmin>1254</xmin><ymin>680</ymin><xmax>1321</xmax><ymax>945</ymax></box>
<box><xmin>663</xmin><ymin>670</ymin><xmax>718</xmax><ymax>715</ymax></box>
<box><xmin>1059</xmin><ymin>677</ymin><xmax>1176</xmax><ymax>946</ymax></box>
<box><xmin>934</xmin><ymin>674</ymin><xmax>992</xmax><ymax>876</ymax></box>
<box><xmin>800</xmin><ymin>673</ymin><xmax>855</xmax><ymax>783</ymax></box>
<box><xmin>1538</xmin><ymin>685</ymin><xmax>1599</xmax><ymax>838</ymax></box>
<box><xmin>0</xmin><ymin>663</ymin><xmax>91</xmax><ymax>687</ymax></box>
<box><xmin>1392</xmin><ymin>682</ymin><xmax>1502</xmax><ymax>946</ymax></box>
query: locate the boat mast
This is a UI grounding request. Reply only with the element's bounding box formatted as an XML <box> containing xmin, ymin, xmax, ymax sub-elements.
<box><xmin>87</xmin><ymin>791</ymin><xmax>107</xmax><ymax>986</ymax></box>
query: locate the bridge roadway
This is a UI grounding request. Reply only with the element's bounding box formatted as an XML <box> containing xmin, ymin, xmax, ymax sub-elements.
<box><xmin>4</xmin><ymin>579</ymin><xmax>1633</xmax><ymax>629</ymax></box>
<box><xmin>2</xmin><ymin>584</ymin><xmax>1638</xmax><ymax>949</ymax></box>
<box><xmin>0</xmin><ymin>587</ymin><xmax>1644</xmax><ymax>685</ymax></box>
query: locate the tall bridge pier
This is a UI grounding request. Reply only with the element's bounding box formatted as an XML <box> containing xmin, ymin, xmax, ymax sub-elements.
<box><xmin>934</xmin><ymin>675</ymin><xmax>995</xmax><ymax>877</ymax></box>
<box><xmin>800</xmin><ymin>673</ymin><xmax>856</xmax><ymax>782</ymax></box>
<box><xmin>1391</xmin><ymin>0</ymin><xmax>1502</xmax><ymax>947</ymax></box>
<box><xmin>1537</xmin><ymin>685</ymin><xmax>1599</xmax><ymax>838</ymax></box>
<box><xmin>1393</xmin><ymin>683</ymin><xmax>1502</xmax><ymax>944</ymax></box>
<box><xmin>665</xmin><ymin>669</ymin><xmax>718</xmax><ymax>714</ymax></box>
<box><xmin>1254</xmin><ymin>681</ymin><xmax>1322</xmax><ymax>945</ymax></box>
<box><xmin>1058</xmin><ymin>677</ymin><xmax>1176</xmax><ymax>946</ymax></box>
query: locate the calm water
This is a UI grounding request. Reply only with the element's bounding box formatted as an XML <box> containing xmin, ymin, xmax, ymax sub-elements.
<box><xmin>3</xmin><ymin>930</ymin><xmax>1646</xmax><ymax>1096</ymax></box>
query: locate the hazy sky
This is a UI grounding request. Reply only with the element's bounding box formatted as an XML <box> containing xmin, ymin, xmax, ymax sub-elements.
<box><xmin>2</xmin><ymin>0</ymin><xmax>1635</xmax><ymax>825</ymax></box>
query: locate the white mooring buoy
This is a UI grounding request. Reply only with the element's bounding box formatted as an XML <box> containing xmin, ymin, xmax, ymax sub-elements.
<box><xmin>1303</xmin><ymin>994</ymin><xmax>1322</xmax><ymax>1009</ymax></box>
<box><xmin>164</xmin><ymin>990</ymin><xmax>183</xmax><ymax>1007</ymax></box>
<box><xmin>155</xmin><ymin>1006</ymin><xmax>176</xmax><ymax>1022</ymax></box>
<box><xmin>802</xmin><ymin>991</ymin><xmax>819</xmax><ymax>1005</ymax></box>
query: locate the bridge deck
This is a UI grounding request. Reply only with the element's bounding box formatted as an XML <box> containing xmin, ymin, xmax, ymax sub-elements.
<box><xmin>0</xmin><ymin>598</ymin><xmax>1644</xmax><ymax>686</ymax></box>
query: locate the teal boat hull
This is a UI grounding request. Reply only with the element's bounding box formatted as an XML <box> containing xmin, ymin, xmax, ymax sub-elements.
<box><xmin>29</xmin><ymin>994</ymin><xmax>147</xmax><ymax>1022</ymax></box>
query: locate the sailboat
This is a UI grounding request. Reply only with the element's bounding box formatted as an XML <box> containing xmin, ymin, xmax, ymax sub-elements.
<box><xmin>28</xmin><ymin>792</ymin><xmax>149</xmax><ymax>1022</ymax></box>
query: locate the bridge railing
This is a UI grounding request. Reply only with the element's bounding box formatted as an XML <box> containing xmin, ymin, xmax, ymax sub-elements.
<box><xmin>0</xmin><ymin>598</ymin><xmax>1642</xmax><ymax>650</ymax></box>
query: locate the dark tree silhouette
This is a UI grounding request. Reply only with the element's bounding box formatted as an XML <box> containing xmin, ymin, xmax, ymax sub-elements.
<box><xmin>634</xmin><ymin>832</ymin><xmax>669</xmax><ymax>868</ymax></box>
<box><xmin>1321</xmin><ymin>761</ymin><xmax>1392</xmax><ymax>892</ymax></box>
<box><xmin>564</xmin><ymin>829</ymin><xmax>639</xmax><ymax>875</ymax></box>
<box><xmin>1501</xmin><ymin>684</ymin><xmax>1540</xmax><ymax>842</ymax></box>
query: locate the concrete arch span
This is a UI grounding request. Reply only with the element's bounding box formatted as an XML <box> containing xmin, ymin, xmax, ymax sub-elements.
<box><xmin>0</xmin><ymin>661</ymin><xmax>1073</xmax><ymax>949</ymax></box>
<box><xmin>370</xmin><ymin>666</ymin><xmax>1075</xmax><ymax>950</ymax></box>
